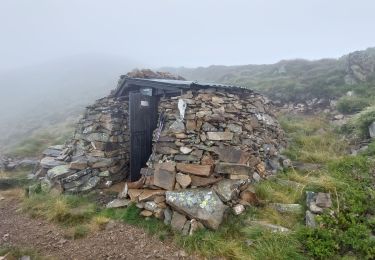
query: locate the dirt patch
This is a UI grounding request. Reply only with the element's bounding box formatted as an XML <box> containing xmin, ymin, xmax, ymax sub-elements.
<box><xmin>0</xmin><ymin>197</ymin><xmax>197</xmax><ymax>260</ymax></box>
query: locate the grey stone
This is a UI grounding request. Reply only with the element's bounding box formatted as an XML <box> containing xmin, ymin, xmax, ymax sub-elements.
<box><xmin>212</xmin><ymin>146</ymin><xmax>250</xmax><ymax>164</ymax></box>
<box><xmin>40</xmin><ymin>157</ymin><xmax>66</xmax><ymax>169</ymax></box>
<box><xmin>316</xmin><ymin>192</ymin><xmax>332</xmax><ymax>208</ymax></box>
<box><xmin>174</xmin><ymin>154</ymin><xmax>200</xmax><ymax>162</ymax></box>
<box><xmin>182</xmin><ymin>221</ymin><xmax>191</xmax><ymax>236</ymax></box>
<box><xmin>154</xmin><ymin>168</ymin><xmax>176</xmax><ymax>191</ymax></box>
<box><xmin>170</xmin><ymin>211</ymin><xmax>187</xmax><ymax>231</ymax></box>
<box><xmin>226</xmin><ymin>123</ymin><xmax>242</xmax><ymax>133</ymax></box>
<box><xmin>47</xmin><ymin>165</ymin><xmax>75</xmax><ymax>181</ymax></box>
<box><xmin>169</xmin><ymin>120</ymin><xmax>185</xmax><ymax>134</ymax></box>
<box><xmin>214</xmin><ymin>163</ymin><xmax>253</xmax><ymax>176</ymax></box>
<box><xmin>369</xmin><ymin>122</ymin><xmax>375</xmax><ymax>138</ymax></box>
<box><xmin>106</xmin><ymin>199</ymin><xmax>131</xmax><ymax>208</ymax></box>
<box><xmin>306</xmin><ymin>210</ymin><xmax>317</xmax><ymax>228</ymax></box>
<box><xmin>164</xmin><ymin>207</ymin><xmax>173</xmax><ymax>225</ymax></box>
<box><xmin>270</xmin><ymin>203</ymin><xmax>303</xmax><ymax>214</ymax></box>
<box><xmin>213</xmin><ymin>179</ymin><xmax>245</xmax><ymax>202</ymax></box>
<box><xmin>144</xmin><ymin>201</ymin><xmax>158</xmax><ymax>212</ymax></box>
<box><xmin>78</xmin><ymin>176</ymin><xmax>101</xmax><ymax>192</ymax></box>
<box><xmin>250</xmin><ymin>221</ymin><xmax>290</xmax><ymax>233</ymax></box>
<box><xmin>166</xmin><ymin>188</ymin><xmax>228</xmax><ymax>230</ymax></box>
<box><xmin>232</xmin><ymin>204</ymin><xmax>245</xmax><ymax>215</ymax></box>
<box><xmin>202</xmin><ymin>122</ymin><xmax>218</xmax><ymax>132</ymax></box>
<box><xmin>206</xmin><ymin>132</ymin><xmax>233</xmax><ymax>141</ymax></box>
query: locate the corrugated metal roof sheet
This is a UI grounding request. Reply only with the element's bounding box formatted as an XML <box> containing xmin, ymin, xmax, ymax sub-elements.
<box><xmin>114</xmin><ymin>76</ymin><xmax>252</xmax><ymax>97</ymax></box>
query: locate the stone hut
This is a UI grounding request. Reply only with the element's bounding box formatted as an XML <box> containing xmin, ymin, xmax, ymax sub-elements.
<box><xmin>39</xmin><ymin>71</ymin><xmax>286</xmax><ymax>231</ymax></box>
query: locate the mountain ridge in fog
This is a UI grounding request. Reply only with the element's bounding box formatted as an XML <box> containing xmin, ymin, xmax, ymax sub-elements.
<box><xmin>0</xmin><ymin>54</ymin><xmax>142</xmax><ymax>148</ymax></box>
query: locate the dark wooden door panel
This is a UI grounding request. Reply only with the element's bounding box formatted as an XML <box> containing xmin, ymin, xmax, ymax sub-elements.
<box><xmin>129</xmin><ymin>92</ymin><xmax>157</xmax><ymax>181</ymax></box>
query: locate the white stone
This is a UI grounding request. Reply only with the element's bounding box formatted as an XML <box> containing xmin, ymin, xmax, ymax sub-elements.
<box><xmin>180</xmin><ymin>147</ymin><xmax>193</xmax><ymax>154</ymax></box>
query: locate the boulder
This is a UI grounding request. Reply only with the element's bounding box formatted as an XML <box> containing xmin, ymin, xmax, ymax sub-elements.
<box><xmin>166</xmin><ymin>188</ymin><xmax>228</xmax><ymax>230</ymax></box>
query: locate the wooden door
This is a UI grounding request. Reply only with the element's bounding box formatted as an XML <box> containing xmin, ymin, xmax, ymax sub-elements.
<box><xmin>129</xmin><ymin>92</ymin><xmax>157</xmax><ymax>181</ymax></box>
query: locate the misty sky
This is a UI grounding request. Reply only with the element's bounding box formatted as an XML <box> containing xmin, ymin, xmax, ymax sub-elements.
<box><xmin>1</xmin><ymin>0</ymin><xmax>375</xmax><ymax>70</ymax></box>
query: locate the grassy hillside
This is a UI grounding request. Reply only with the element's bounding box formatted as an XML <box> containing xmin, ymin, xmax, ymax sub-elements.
<box><xmin>164</xmin><ymin>47</ymin><xmax>375</xmax><ymax>103</ymax></box>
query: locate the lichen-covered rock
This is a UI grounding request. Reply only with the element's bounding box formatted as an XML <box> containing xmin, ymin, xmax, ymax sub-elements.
<box><xmin>166</xmin><ymin>188</ymin><xmax>228</xmax><ymax>230</ymax></box>
<box><xmin>47</xmin><ymin>165</ymin><xmax>75</xmax><ymax>181</ymax></box>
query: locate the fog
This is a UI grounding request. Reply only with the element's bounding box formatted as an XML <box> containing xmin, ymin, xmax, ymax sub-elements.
<box><xmin>0</xmin><ymin>0</ymin><xmax>375</xmax><ymax>149</ymax></box>
<box><xmin>1</xmin><ymin>0</ymin><xmax>375</xmax><ymax>71</ymax></box>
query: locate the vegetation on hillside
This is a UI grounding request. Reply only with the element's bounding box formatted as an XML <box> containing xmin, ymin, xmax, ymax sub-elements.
<box><xmin>8</xmin><ymin>113</ymin><xmax>371</xmax><ymax>260</ymax></box>
<box><xmin>165</xmin><ymin>47</ymin><xmax>375</xmax><ymax>104</ymax></box>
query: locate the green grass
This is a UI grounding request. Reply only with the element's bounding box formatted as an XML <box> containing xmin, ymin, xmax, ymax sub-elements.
<box><xmin>11</xmin><ymin>110</ymin><xmax>375</xmax><ymax>259</ymax></box>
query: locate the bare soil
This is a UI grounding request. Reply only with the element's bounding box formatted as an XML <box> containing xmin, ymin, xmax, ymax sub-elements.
<box><xmin>0</xmin><ymin>197</ymin><xmax>197</xmax><ymax>260</ymax></box>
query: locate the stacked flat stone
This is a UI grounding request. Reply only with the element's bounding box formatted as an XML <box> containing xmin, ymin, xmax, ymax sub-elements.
<box><xmin>38</xmin><ymin>96</ymin><xmax>130</xmax><ymax>193</ymax></box>
<box><xmin>129</xmin><ymin>87</ymin><xmax>286</xmax><ymax>231</ymax></box>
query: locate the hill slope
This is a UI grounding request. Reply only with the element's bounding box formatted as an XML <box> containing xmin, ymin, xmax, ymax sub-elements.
<box><xmin>164</xmin><ymin>47</ymin><xmax>375</xmax><ymax>103</ymax></box>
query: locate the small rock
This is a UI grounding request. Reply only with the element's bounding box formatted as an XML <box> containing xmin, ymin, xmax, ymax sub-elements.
<box><xmin>164</xmin><ymin>207</ymin><xmax>173</xmax><ymax>225</ymax></box>
<box><xmin>106</xmin><ymin>199</ymin><xmax>130</xmax><ymax>209</ymax></box>
<box><xmin>315</xmin><ymin>192</ymin><xmax>332</xmax><ymax>208</ymax></box>
<box><xmin>144</xmin><ymin>201</ymin><xmax>158</xmax><ymax>212</ymax></box>
<box><xmin>232</xmin><ymin>204</ymin><xmax>245</xmax><ymax>215</ymax></box>
<box><xmin>180</xmin><ymin>147</ymin><xmax>193</xmax><ymax>154</ymax></box>
<box><xmin>170</xmin><ymin>211</ymin><xmax>187</xmax><ymax>231</ymax></box>
<box><xmin>140</xmin><ymin>210</ymin><xmax>153</xmax><ymax>217</ymax></box>
<box><xmin>252</xmin><ymin>172</ymin><xmax>261</xmax><ymax>182</ymax></box>
<box><xmin>206</xmin><ymin>132</ymin><xmax>233</xmax><ymax>141</ymax></box>
<box><xmin>182</xmin><ymin>221</ymin><xmax>191</xmax><ymax>235</ymax></box>
<box><xmin>251</xmin><ymin>221</ymin><xmax>290</xmax><ymax>233</ymax></box>
<box><xmin>270</xmin><ymin>203</ymin><xmax>303</xmax><ymax>214</ymax></box>
<box><xmin>369</xmin><ymin>121</ymin><xmax>375</xmax><ymax>138</ymax></box>
<box><xmin>176</xmin><ymin>173</ymin><xmax>192</xmax><ymax>189</ymax></box>
<box><xmin>305</xmin><ymin>210</ymin><xmax>317</xmax><ymax>228</ymax></box>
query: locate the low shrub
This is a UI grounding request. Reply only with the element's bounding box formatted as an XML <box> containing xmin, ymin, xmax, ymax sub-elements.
<box><xmin>336</xmin><ymin>95</ymin><xmax>370</xmax><ymax>114</ymax></box>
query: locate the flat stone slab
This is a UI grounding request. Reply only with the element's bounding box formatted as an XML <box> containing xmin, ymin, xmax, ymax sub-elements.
<box><xmin>40</xmin><ymin>157</ymin><xmax>66</xmax><ymax>169</ymax></box>
<box><xmin>176</xmin><ymin>163</ymin><xmax>212</xmax><ymax>177</ymax></box>
<box><xmin>166</xmin><ymin>188</ymin><xmax>228</xmax><ymax>230</ymax></box>
<box><xmin>106</xmin><ymin>199</ymin><xmax>131</xmax><ymax>208</ymax></box>
<box><xmin>214</xmin><ymin>163</ymin><xmax>253</xmax><ymax>176</ymax></box>
<box><xmin>206</xmin><ymin>132</ymin><xmax>233</xmax><ymax>141</ymax></box>
<box><xmin>270</xmin><ymin>203</ymin><xmax>303</xmax><ymax>214</ymax></box>
<box><xmin>47</xmin><ymin>165</ymin><xmax>75</xmax><ymax>180</ymax></box>
<box><xmin>128</xmin><ymin>189</ymin><xmax>165</xmax><ymax>202</ymax></box>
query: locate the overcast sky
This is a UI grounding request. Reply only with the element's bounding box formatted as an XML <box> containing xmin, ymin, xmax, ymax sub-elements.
<box><xmin>1</xmin><ymin>0</ymin><xmax>374</xmax><ymax>70</ymax></box>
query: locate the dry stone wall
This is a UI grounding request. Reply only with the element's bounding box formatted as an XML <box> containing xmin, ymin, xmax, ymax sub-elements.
<box><xmin>123</xmin><ymin>87</ymin><xmax>287</xmax><ymax>232</ymax></box>
<box><xmin>38</xmin><ymin>96</ymin><xmax>130</xmax><ymax>193</ymax></box>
